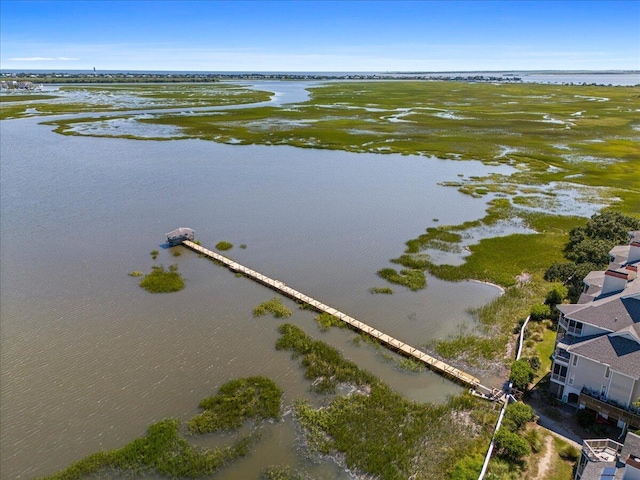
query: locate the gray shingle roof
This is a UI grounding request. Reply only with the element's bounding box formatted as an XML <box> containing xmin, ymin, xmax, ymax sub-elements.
<box><xmin>166</xmin><ymin>227</ymin><xmax>194</xmax><ymax>238</ymax></box>
<box><xmin>567</xmin><ymin>332</ymin><xmax>640</xmax><ymax>379</ymax></box>
<box><xmin>560</xmin><ymin>293</ymin><xmax>640</xmax><ymax>332</ymax></box>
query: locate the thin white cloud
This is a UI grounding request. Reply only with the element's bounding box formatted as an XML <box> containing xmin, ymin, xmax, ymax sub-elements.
<box><xmin>9</xmin><ymin>56</ymin><xmax>79</xmax><ymax>61</ymax></box>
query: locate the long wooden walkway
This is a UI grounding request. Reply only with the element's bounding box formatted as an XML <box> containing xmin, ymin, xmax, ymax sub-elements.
<box><xmin>183</xmin><ymin>240</ymin><xmax>483</xmax><ymax>389</ymax></box>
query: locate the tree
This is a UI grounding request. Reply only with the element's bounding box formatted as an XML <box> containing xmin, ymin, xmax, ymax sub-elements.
<box><xmin>583</xmin><ymin>211</ymin><xmax>640</xmax><ymax>244</ymax></box>
<box><xmin>510</xmin><ymin>359</ymin><xmax>534</xmax><ymax>391</ymax></box>
<box><xmin>504</xmin><ymin>402</ymin><xmax>535</xmax><ymax>431</ymax></box>
<box><xmin>494</xmin><ymin>428</ymin><xmax>531</xmax><ymax>462</ymax></box>
<box><xmin>544</xmin><ymin>262</ymin><xmax>599</xmax><ymax>303</ymax></box>
<box><xmin>545</xmin><ymin>285</ymin><xmax>568</xmax><ymax>306</ymax></box>
<box><xmin>565</xmin><ymin>211</ymin><xmax>640</xmax><ymax>265</ymax></box>
<box><xmin>565</xmin><ymin>238</ymin><xmax>612</xmax><ymax>265</ymax></box>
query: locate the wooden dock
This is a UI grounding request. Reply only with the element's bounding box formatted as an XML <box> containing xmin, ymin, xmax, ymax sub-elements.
<box><xmin>183</xmin><ymin>240</ymin><xmax>483</xmax><ymax>389</ymax></box>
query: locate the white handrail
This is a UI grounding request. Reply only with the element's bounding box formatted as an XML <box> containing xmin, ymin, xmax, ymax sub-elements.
<box><xmin>477</xmin><ymin>315</ymin><xmax>530</xmax><ymax>480</ymax></box>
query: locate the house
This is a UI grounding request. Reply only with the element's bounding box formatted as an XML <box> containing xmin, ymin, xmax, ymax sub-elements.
<box><xmin>575</xmin><ymin>431</ymin><xmax>640</xmax><ymax>479</ymax></box>
<box><xmin>166</xmin><ymin>227</ymin><xmax>195</xmax><ymax>246</ymax></box>
<box><xmin>550</xmin><ymin>231</ymin><xmax>640</xmax><ymax>430</ymax></box>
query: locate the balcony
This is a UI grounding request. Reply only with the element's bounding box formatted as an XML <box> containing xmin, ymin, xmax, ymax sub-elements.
<box><xmin>579</xmin><ymin>389</ymin><xmax>640</xmax><ymax>429</ymax></box>
<box><xmin>553</xmin><ymin>348</ymin><xmax>570</xmax><ymax>364</ymax></box>
<box><xmin>582</xmin><ymin>438</ymin><xmax>623</xmax><ymax>463</ymax></box>
<box><xmin>559</xmin><ymin>316</ymin><xmax>568</xmax><ymax>330</ymax></box>
<box><xmin>558</xmin><ymin>316</ymin><xmax>583</xmax><ymax>336</ymax></box>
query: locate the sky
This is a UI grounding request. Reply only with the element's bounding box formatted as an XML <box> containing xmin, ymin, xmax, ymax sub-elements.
<box><xmin>1</xmin><ymin>0</ymin><xmax>639</xmax><ymax>72</ymax></box>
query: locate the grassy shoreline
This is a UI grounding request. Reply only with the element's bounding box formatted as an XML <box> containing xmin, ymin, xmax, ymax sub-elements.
<box><xmin>276</xmin><ymin>323</ymin><xmax>500</xmax><ymax>479</ymax></box>
<box><xmin>41</xmin><ymin>376</ymin><xmax>282</xmax><ymax>479</ymax></box>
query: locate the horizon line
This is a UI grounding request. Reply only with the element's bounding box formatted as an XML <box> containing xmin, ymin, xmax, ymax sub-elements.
<box><xmin>2</xmin><ymin>68</ymin><xmax>639</xmax><ymax>74</ymax></box>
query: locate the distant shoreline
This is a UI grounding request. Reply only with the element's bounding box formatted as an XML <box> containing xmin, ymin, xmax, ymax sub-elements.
<box><xmin>2</xmin><ymin>71</ymin><xmax>638</xmax><ymax>86</ymax></box>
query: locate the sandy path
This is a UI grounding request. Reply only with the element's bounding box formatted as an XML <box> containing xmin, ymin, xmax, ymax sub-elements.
<box><xmin>535</xmin><ymin>435</ymin><xmax>555</xmax><ymax>479</ymax></box>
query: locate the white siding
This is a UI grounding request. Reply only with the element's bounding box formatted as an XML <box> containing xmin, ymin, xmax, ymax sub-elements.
<box><xmin>571</xmin><ymin>356</ymin><xmax>610</xmax><ymax>395</ymax></box>
<box><xmin>608</xmin><ymin>371</ymin><xmax>635</xmax><ymax>406</ymax></box>
<box><xmin>581</xmin><ymin>323</ymin><xmax>610</xmax><ymax>337</ymax></box>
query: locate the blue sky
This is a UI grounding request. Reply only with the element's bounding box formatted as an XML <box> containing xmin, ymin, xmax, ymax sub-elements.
<box><xmin>1</xmin><ymin>0</ymin><xmax>638</xmax><ymax>71</ymax></box>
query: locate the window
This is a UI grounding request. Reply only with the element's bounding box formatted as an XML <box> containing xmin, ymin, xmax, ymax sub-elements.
<box><xmin>604</xmin><ymin>366</ymin><xmax>610</xmax><ymax>378</ymax></box>
<box><xmin>601</xmin><ymin>385</ymin><xmax>607</xmax><ymax>399</ymax></box>
<box><xmin>568</xmin><ymin>373</ymin><xmax>575</xmax><ymax>385</ymax></box>
<box><xmin>567</xmin><ymin>319</ymin><xmax>583</xmax><ymax>335</ymax></box>
<box><xmin>552</xmin><ymin>363</ymin><xmax>568</xmax><ymax>382</ymax></box>
<box><xmin>572</xmin><ymin>355</ymin><xmax>578</xmax><ymax>366</ymax></box>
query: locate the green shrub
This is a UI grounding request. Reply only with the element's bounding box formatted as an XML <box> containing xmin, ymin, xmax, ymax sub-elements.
<box><xmin>509</xmin><ymin>360</ymin><xmax>534</xmax><ymax>391</ymax></box>
<box><xmin>128</xmin><ymin>271</ymin><xmax>143</xmax><ymax>277</ymax></box>
<box><xmin>448</xmin><ymin>453</ymin><xmax>484</xmax><ymax>479</ymax></box>
<box><xmin>139</xmin><ymin>265</ymin><xmax>185</xmax><ymax>293</ymax></box>
<box><xmin>523</xmin><ymin>428</ymin><xmax>544</xmax><ymax>453</ymax></box>
<box><xmin>494</xmin><ymin>427</ymin><xmax>531</xmax><ymax>462</ymax></box>
<box><xmin>558</xmin><ymin>443</ymin><xmax>580</xmax><ymax>460</ymax></box>
<box><xmin>504</xmin><ymin>402</ymin><xmax>535</xmax><ymax>431</ymax></box>
<box><xmin>530</xmin><ymin>304</ymin><xmax>551</xmax><ymax>321</ymax></box>
<box><xmin>527</xmin><ymin>356</ymin><xmax>541</xmax><ymax>371</ymax></box>
<box><xmin>150</xmin><ymin>249</ymin><xmax>159</xmax><ymax>259</ymax></box>
<box><xmin>545</xmin><ymin>285</ymin><xmax>568</xmax><ymax>306</ymax></box>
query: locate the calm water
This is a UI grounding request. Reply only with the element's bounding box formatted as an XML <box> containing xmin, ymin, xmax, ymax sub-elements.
<box><xmin>1</xmin><ymin>103</ymin><xmax>513</xmax><ymax>478</ymax></box>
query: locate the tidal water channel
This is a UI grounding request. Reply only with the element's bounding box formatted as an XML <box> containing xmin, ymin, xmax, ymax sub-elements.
<box><xmin>1</xmin><ymin>84</ymin><xmax>515</xmax><ymax>479</ymax></box>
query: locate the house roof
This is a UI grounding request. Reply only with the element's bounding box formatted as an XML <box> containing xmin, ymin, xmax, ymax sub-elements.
<box><xmin>621</xmin><ymin>432</ymin><xmax>640</xmax><ymax>461</ymax></box>
<box><xmin>166</xmin><ymin>227</ymin><xmax>194</xmax><ymax>238</ymax></box>
<box><xmin>567</xmin><ymin>330</ymin><xmax>640</xmax><ymax>379</ymax></box>
<box><xmin>584</xmin><ymin>270</ymin><xmax>606</xmax><ymax>288</ymax></box>
<box><xmin>559</xmin><ymin>290</ymin><xmax>640</xmax><ymax>332</ymax></box>
<box><xmin>609</xmin><ymin>245</ymin><xmax>631</xmax><ymax>267</ymax></box>
<box><xmin>579</xmin><ymin>432</ymin><xmax>640</xmax><ymax>480</ymax></box>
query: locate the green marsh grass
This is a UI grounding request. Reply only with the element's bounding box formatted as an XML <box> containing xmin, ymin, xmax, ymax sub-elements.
<box><xmin>314</xmin><ymin>312</ymin><xmax>346</xmax><ymax>331</ymax></box>
<box><xmin>261</xmin><ymin>465</ymin><xmax>311</xmax><ymax>480</ymax></box>
<box><xmin>277</xmin><ymin>324</ymin><xmax>498</xmax><ymax>479</ymax></box>
<box><xmin>39</xmin><ymin>81</ymin><xmax>640</xmax><ymax>217</ymax></box>
<box><xmin>276</xmin><ymin>323</ymin><xmax>376</xmax><ymax>393</ymax></box>
<box><xmin>253</xmin><ymin>298</ymin><xmax>293</xmax><ymax>318</ymax></box>
<box><xmin>0</xmin><ymin>94</ymin><xmax>58</xmax><ymax>102</ymax></box>
<box><xmin>41</xmin><ymin>418</ymin><xmax>257</xmax><ymax>479</ymax></box>
<box><xmin>215</xmin><ymin>241</ymin><xmax>233</xmax><ymax>251</ymax></box>
<box><xmin>376</xmin><ymin>267</ymin><xmax>426</xmax><ymax>291</ymax></box>
<box><xmin>369</xmin><ymin>287</ymin><xmax>393</xmax><ymax>294</ymax></box>
<box><xmin>188</xmin><ymin>377</ymin><xmax>282</xmax><ymax>434</ymax></box>
<box><xmin>139</xmin><ymin>265</ymin><xmax>185</xmax><ymax>293</ymax></box>
<box><xmin>4</xmin><ymin>84</ymin><xmax>272</xmax><ymax>120</ymax></box>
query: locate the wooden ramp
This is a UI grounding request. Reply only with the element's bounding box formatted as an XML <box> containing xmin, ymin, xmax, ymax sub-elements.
<box><xmin>183</xmin><ymin>240</ymin><xmax>482</xmax><ymax>389</ymax></box>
